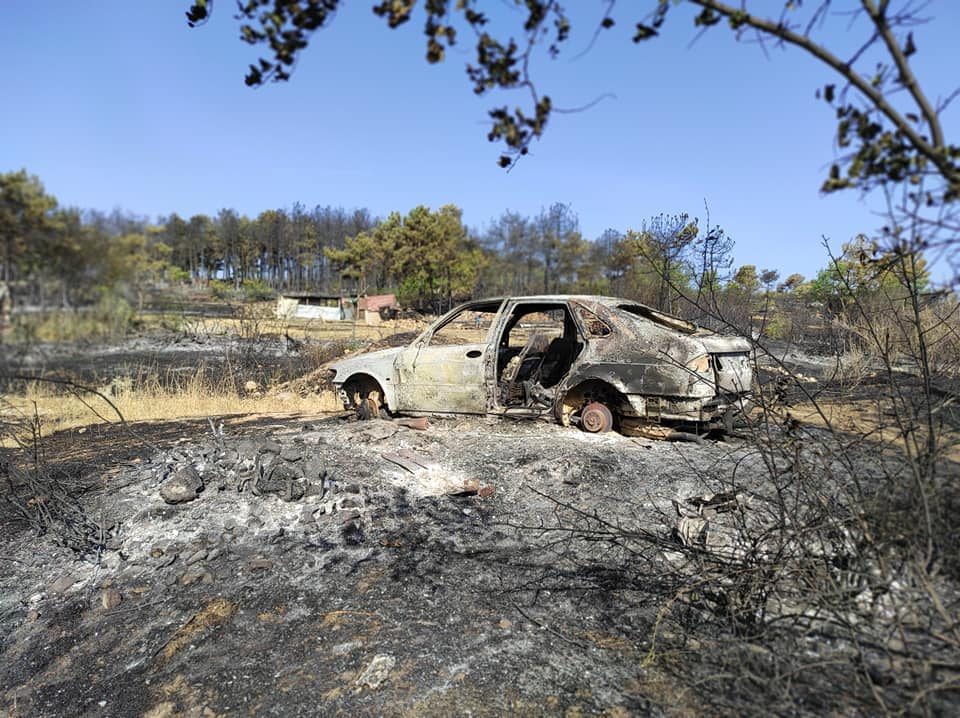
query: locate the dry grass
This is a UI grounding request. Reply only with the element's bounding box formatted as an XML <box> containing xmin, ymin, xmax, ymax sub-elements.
<box><xmin>165</xmin><ymin>309</ymin><xmax>430</xmax><ymax>343</ymax></box>
<box><xmin>784</xmin><ymin>395</ymin><xmax>960</xmax><ymax>463</ymax></box>
<box><xmin>1</xmin><ymin>309</ymin><xmax>434</xmax><ymax>447</ymax></box>
<box><xmin>0</xmin><ymin>367</ymin><xmax>344</xmax><ymax>447</ymax></box>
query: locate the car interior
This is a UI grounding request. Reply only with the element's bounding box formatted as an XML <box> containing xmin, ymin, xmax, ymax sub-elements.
<box><xmin>497</xmin><ymin>303</ymin><xmax>584</xmax><ymax>407</ymax></box>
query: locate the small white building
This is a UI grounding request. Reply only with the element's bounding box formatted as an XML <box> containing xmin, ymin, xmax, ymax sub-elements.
<box><xmin>276</xmin><ymin>294</ymin><xmax>355</xmax><ymax>321</ymax></box>
<box><xmin>276</xmin><ymin>293</ymin><xmax>400</xmax><ymax>324</ymax></box>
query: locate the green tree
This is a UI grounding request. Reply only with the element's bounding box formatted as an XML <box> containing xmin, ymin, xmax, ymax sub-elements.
<box><xmin>777</xmin><ymin>273</ymin><xmax>805</xmax><ymax>293</ymax></box>
<box><xmin>0</xmin><ymin>169</ymin><xmax>58</xmax><ymax>284</ymax></box>
<box><xmin>730</xmin><ymin>264</ymin><xmax>759</xmax><ymax>295</ymax></box>
<box><xmin>324</xmin><ymin>212</ymin><xmax>401</xmax><ymax>294</ymax></box>
<box><xmin>395</xmin><ymin>204</ymin><xmax>477</xmax><ymax>311</ymax></box>
<box><xmin>628</xmin><ymin>213</ymin><xmax>699</xmax><ymax>312</ymax></box>
<box><xmin>807</xmin><ymin>235</ymin><xmax>929</xmax><ymax>315</ymax></box>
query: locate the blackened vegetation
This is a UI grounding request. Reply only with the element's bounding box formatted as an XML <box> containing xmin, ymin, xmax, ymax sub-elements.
<box><xmin>2</xmin><ymin>452</ymin><xmax>110</xmax><ymax>559</ymax></box>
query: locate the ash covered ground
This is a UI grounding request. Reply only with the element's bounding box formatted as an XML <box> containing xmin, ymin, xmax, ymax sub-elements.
<box><xmin>0</xmin><ymin>414</ymin><xmax>755</xmax><ymax>717</ymax></box>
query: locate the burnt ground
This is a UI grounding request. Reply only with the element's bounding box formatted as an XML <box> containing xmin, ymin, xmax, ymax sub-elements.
<box><xmin>0</xmin><ymin>414</ymin><xmax>760</xmax><ymax>718</ymax></box>
<box><xmin>2</xmin><ymin>334</ymin><xmax>959</xmax><ymax>716</ymax></box>
<box><xmin>0</xmin><ymin>332</ymin><xmax>326</xmax><ymax>392</ymax></box>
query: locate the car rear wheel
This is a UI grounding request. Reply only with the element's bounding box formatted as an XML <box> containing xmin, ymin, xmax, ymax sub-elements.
<box><xmin>580</xmin><ymin>401</ymin><xmax>614</xmax><ymax>433</ymax></box>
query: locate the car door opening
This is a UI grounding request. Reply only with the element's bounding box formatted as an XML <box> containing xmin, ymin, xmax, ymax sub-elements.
<box><xmin>497</xmin><ymin>303</ymin><xmax>583</xmax><ymax>409</ymax></box>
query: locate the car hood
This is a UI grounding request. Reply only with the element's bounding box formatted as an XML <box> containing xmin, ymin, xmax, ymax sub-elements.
<box><xmin>328</xmin><ymin>346</ymin><xmax>403</xmax><ymax>381</ymax></box>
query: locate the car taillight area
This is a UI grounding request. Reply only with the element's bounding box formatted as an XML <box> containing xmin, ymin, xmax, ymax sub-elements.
<box><xmin>710</xmin><ymin>352</ymin><xmax>753</xmax><ymax>394</ymax></box>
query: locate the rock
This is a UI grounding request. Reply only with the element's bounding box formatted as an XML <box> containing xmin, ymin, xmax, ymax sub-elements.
<box><xmin>331</xmin><ymin>641</ymin><xmax>363</xmax><ymax>656</ymax></box>
<box><xmin>247</xmin><ymin>558</ymin><xmax>274</xmax><ymax>572</ymax></box>
<box><xmin>341</xmin><ymin>521</ymin><xmax>364</xmax><ymax>546</ymax></box>
<box><xmin>156</xmin><ymin>551</ymin><xmax>179</xmax><ymax>568</ymax></box>
<box><xmin>254</xmin><ymin>459</ymin><xmax>306</xmax><ymax>501</ymax></box>
<box><xmin>101</xmin><ymin>588</ymin><xmax>122</xmax><ymax>610</ymax></box>
<box><xmin>355</xmin><ymin>655</ymin><xmax>396</xmax><ymax>689</ymax></box>
<box><xmin>50</xmin><ymin>575</ymin><xmax>78</xmax><ymax>593</ymax></box>
<box><xmin>258</xmin><ymin>440</ymin><xmax>282</xmax><ymax>455</ymax></box>
<box><xmin>450</xmin><ymin>479</ymin><xmax>480</xmax><ymax>496</ymax></box>
<box><xmin>160</xmin><ymin>467</ymin><xmax>204</xmax><ymax>504</ymax></box>
<box><xmin>179</xmin><ymin>569</ymin><xmax>213</xmax><ymax>586</ymax></box>
<box><xmin>185</xmin><ymin>549</ymin><xmax>208</xmax><ymax>565</ymax></box>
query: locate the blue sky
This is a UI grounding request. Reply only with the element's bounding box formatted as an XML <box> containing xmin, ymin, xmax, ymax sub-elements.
<box><xmin>2</xmin><ymin>2</ymin><xmax>958</xmax><ymax>283</ymax></box>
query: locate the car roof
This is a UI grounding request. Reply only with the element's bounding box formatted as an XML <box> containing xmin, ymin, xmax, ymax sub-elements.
<box><xmin>464</xmin><ymin>295</ymin><xmax>670</xmax><ymax>313</ymax></box>
<box><xmin>468</xmin><ymin>294</ymin><xmax>628</xmax><ymax>305</ymax></box>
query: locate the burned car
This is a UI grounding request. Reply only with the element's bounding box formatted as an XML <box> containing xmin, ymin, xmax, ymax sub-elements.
<box><xmin>329</xmin><ymin>296</ymin><xmax>753</xmax><ymax>433</ymax></box>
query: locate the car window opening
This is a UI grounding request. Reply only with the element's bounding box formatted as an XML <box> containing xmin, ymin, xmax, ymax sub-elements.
<box><xmin>617</xmin><ymin>304</ymin><xmax>697</xmax><ymax>334</ymax></box>
<box><xmin>428</xmin><ymin>301</ymin><xmax>501</xmax><ymax>346</ymax></box>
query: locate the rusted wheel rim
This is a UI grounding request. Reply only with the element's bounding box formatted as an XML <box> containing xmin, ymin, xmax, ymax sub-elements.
<box><xmin>581</xmin><ymin>401</ymin><xmax>613</xmax><ymax>433</ymax></box>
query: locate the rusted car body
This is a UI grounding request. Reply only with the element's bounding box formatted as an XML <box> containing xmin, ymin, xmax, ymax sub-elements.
<box><xmin>328</xmin><ymin>296</ymin><xmax>753</xmax><ymax>432</ymax></box>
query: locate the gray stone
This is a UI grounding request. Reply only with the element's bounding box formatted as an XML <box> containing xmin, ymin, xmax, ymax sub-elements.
<box><xmin>331</xmin><ymin>641</ymin><xmax>363</xmax><ymax>656</ymax></box>
<box><xmin>179</xmin><ymin>568</ymin><xmax>213</xmax><ymax>586</ymax></box>
<box><xmin>185</xmin><ymin>549</ymin><xmax>208</xmax><ymax>565</ymax></box>
<box><xmin>247</xmin><ymin>558</ymin><xmax>274</xmax><ymax>572</ymax></box>
<box><xmin>355</xmin><ymin>654</ymin><xmax>396</xmax><ymax>689</ymax></box>
<box><xmin>49</xmin><ymin>575</ymin><xmax>78</xmax><ymax>593</ymax></box>
<box><xmin>160</xmin><ymin>467</ymin><xmax>203</xmax><ymax>504</ymax></box>
<box><xmin>258</xmin><ymin>440</ymin><xmax>282</xmax><ymax>455</ymax></box>
<box><xmin>256</xmin><ymin>461</ymin><xmax>306</xmax><ymax>501</ymax></box>
<box><xmin>101</xmin><ymin>588</ymin><xmax>122</xmax><ymax>610</ymax></box>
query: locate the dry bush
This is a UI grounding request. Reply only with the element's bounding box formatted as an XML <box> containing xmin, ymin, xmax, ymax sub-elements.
<box><xmin>1</xmin><ymin>401</ymin><xmax>109</xmax><ymax>557</ymax></box>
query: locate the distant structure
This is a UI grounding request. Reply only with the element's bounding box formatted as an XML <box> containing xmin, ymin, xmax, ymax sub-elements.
<box><xmin>358</xmin><ymin>294</ymin><xmax>400</xmax><ymax>325</ymax></box>
<box><xmin>276</xmin><ymin>293</ymin><xmax>398</xmax><ymax>325</ymax></box>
